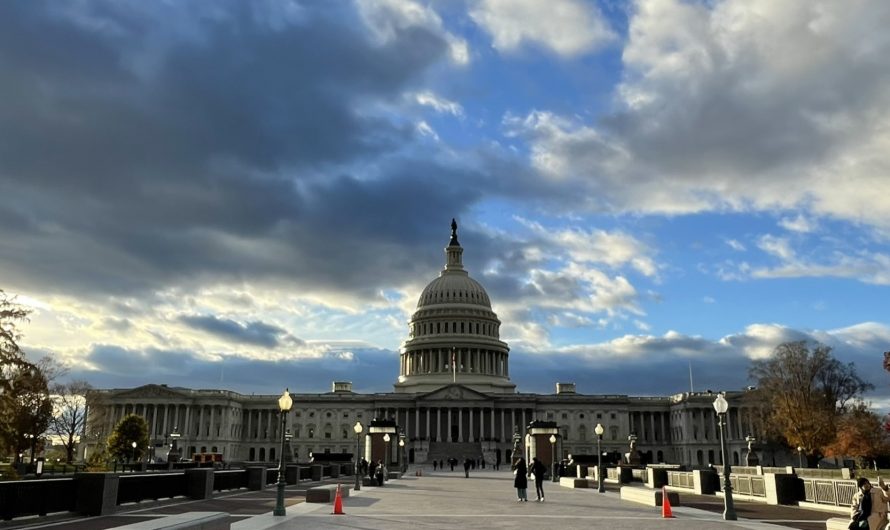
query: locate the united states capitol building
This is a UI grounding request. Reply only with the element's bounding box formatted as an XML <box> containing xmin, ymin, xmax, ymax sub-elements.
<box><xmin>84</xmin><ymin>222</ymin><xmax>761</xmax><ymax>467</ymax></box>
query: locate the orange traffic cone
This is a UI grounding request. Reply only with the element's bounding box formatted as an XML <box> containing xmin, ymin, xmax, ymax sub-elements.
<box><xmin>661</xmin><ymin>486</ymin><xmax>674</xmax><ymax>518</ymax></box>
<box><xmin>332</xmin><ymin>483</ymin><xmax>344</xmax><ymax>515</ymax></box>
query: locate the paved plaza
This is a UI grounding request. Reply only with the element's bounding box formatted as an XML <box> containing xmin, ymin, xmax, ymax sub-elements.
<box><xmin>7</xmin><ymin>468</ymin><xmax>838</xmax><ymax>530</ymax></box>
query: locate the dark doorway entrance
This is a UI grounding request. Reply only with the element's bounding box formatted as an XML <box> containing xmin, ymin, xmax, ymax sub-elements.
<box><xmin>451</xmin><ymin>425</ymin><xmax>459</xmax><ymax>442</ymax></box>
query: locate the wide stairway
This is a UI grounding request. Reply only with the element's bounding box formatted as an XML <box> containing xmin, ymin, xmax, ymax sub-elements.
<box><xmin>425</xmin><ymin>441</ymin><xmax>483</xmax><ymax>463</ymax></box>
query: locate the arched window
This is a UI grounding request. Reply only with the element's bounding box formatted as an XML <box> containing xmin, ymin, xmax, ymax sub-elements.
<box><xmin>249</xmin><ymin>448</ymin><xmax>255</xmax><ymax>460</ymax></box>
<box><xmin>259</xmin><ymin>448</ymin><xmax>266</xmax><ymax>461</ymax></box>
<box><xmin>578</xmin><ymin>425</ymin><xmax>587</xmax><ymax>441</ymax></box>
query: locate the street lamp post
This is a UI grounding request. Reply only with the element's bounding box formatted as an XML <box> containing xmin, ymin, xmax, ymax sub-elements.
<box><xmin>273</xmin><ymin>388</ymin><xmax>293</xmax><ymax>517</ymax></box>
<box><xmin>713</xmin><ymin>393</ymin><xmax>737</xmax><ymax>521</ymax></box>
<box><xmin>399</xmin><ymin>435</ymin><xmax>406</xmax><ymax>474</ymax></box>
<box><xmin>353</xmin><ymin>421</ymin><xmax>363</xmax><ymax>491</ymax></box>
<box><xmin>131</xmin><ymin>441</ymin><xmax>137</xmax><ymax>468</ymax></box>
<box><xmin>383</xmin><ymin>433</ymin><xmax>391</xmax><ymax>485</ymax></box>
<box><xmin>797</xmin><ymin>446</ymin><xmax>805</xmax><ymax>469</ymax></box>
<box><xmin>745</xmin><ymin>435</ymin><xmax>758</xmax><ymax>466</ymax></box>
<box><xmin>549</xmin><ymin>434</ymin><xmax>558</xmax><ymax>482</ymax></box>
<box><xmin>26</xmin><ymin>434</ymin><xmax>36</xmax><ymax>470</ymax></box>
<box><xmin>168</xmin><ymin>426</ymin><xmax>181</xmax><ymax>468</ymax></box>
<box><xmin>594</xmin><ymin>423</ymin><xmax>605</xmax><ymax>493</ymax></box>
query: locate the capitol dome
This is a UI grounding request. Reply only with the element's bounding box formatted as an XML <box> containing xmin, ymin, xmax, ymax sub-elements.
<box><xmin>394</xmin><ymin>220</ymin><xmax>514</xmax><ymax>394</ymax></box>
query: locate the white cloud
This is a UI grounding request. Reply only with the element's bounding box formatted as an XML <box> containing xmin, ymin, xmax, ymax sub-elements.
<box><xmin>470</xmin><ymin>0</ymin><xmax>615</xmax><ymax>57</ymax></box>
<box><xmin>505</xmin><ymin>0</ymin><xmax>890</xmax><ymax>232</ymax></box>
<box><xmin>412</xmin><ymin>91</ymin><xmax>464</xmax><ymax>117</ymax></box>
<box><xmin>757</xmin><ymin>234</ymin><xmax>796</xmax><ymax>261</ymax></box>
<box><xmin>726</xmin><ymin>239</ymin><xmax>746</xmax><ymax>251</ymax></box>
<box><xmin>517</xmin><ymin>217</ymin><xmax>658</xmax><ymax>277</ymax></box>
<box><xmin>356</xmin><ymin>0</ymin><xmax>470</xmax><ymax>64</ymax></box>
<box><xmin>416</xmin><ymin>120</ymin><xmax>440</xmax><ymax>140</ymax></box>
<box><xmin>779</xmin><ymin>213</ymin><xmax>818</xmax><ymax>233</ymax></box>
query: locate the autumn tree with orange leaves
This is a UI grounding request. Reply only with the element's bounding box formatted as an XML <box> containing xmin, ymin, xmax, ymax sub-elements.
<box><xmin>824</xmin><ymin>401</ymin><xmax>889</xmax><ymax>469</ymax></box>
<box><xmin>748</xmin><ymin>341</ymin><xmax>872</xmax><ymax>465</ymax></box>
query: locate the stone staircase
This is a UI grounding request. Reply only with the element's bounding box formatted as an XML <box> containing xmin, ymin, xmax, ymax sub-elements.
<box><xmin>425</xmin><ymin>441</ymin><xmax>483</xmax><ymax>464</ymax></box>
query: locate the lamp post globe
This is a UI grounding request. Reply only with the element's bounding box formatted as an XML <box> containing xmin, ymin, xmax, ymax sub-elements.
<box><xmin>713</xmin><ymin>393</ymin><xmax>737</xmax><ymax>520</ymax></box>
<box><xmin>273</xmin><ymin>388</ymin><xmax>293</xmax><ymax>516</ymax></box>
<box><xmin>797</xmin><ymin>446</ymin><xmax>805</xmax><ymax>468</ymax></box>
<box><xmin>594</xmin><ymin>423</ymin><xmax>605</xmax><ymax>493</ymax></box>
<box><xmin>353</xmin><ymin>421</ymin><xmax>363</xmax><ymax>491</ymax></box>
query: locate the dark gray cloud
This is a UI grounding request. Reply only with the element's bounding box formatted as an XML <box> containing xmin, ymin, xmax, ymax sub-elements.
<box><xmin>179</xmin><ymin>315</ymin><xmax>291</xmax><ymax>348</ymax></box>
<box><xmin>0</xmin><ymin>1</ymin><xmax>489</xmax><ymax>300</ymax></box>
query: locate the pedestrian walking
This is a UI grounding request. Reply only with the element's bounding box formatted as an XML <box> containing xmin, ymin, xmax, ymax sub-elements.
<box><xmin>531</xmin><ymin>457</ymin><xmax>547</xmax><ymax>502</ymax></box>
<box><xmin>433</xmin><ymin>460</ymin><xmax>438</xmax><ymax>471</ymax></box>
<box><xmin>513</xmin><ymin>457</ymin><xmax>528</xmax><ymax>502</ymax></box>
<box><xmin>375</xmin><ymin>459</ymin><xmax>385</xmax><ymax>486</ymax></box>
<box><xmin>464</xmin><ymin>457</ymin><xmax>471</xmax><ymax>478</ymax></box>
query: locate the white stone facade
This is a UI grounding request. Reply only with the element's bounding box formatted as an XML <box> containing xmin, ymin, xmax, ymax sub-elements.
<box><xmin>82</xmin><ymin>222</ymin><xmax>771</xmax><ymax>467</ymax></box>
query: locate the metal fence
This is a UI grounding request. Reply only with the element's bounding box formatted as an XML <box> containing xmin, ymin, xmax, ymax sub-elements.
<box><xmin>117</xmin><ymin>473</ymin><xmax>187</xmax><ymax>504</ymax></box>
<box><xmin>0</xmin><ymin>478</ymin><xmax>77</xmax><ymax>520</ymax></box>
<box><xmin>802</xmin><ymin>478</ymin><xmax>857</xmax><ymax>507</ymax></box>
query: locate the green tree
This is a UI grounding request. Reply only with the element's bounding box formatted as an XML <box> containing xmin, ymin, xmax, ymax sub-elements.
<box><xmin>4</xmin><ymin>362</ymin><xmax>54</xmax><ymax>460</ymax></box>
<box><xmin>107</xmin><ymin>414</ymin><xmax>150</xmax><ymax>463</ymax></box>
<box><xmin>748</xmin><ymin>341</ymin><xmax>872</xmax><ymax>465</ymax></box>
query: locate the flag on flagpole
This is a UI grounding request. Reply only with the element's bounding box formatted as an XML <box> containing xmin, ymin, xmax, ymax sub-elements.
<box><xmin>452</xmin><ymin>347</ymin><xmax>456</xmax><ymax>383</ymax></box>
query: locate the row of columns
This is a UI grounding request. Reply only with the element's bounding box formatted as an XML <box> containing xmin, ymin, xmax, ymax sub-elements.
<box><xmin>670</xmin><ymin>406</ymin><xmax>757</xmax><ymax>444</ymax></box>
<box><xmin>376</xmin><ymin>406</ymin><xmax>534</xmax><ymax>443</ymax></box>
<box><xmin>400</xmin><ymin>348</ymin><xmax>508</xmax><ymax>377</ymax></box>
<box><xmin>104</xmin><ymin>403</ymin><xmax>295</xmax><ymax>443</ymax></box>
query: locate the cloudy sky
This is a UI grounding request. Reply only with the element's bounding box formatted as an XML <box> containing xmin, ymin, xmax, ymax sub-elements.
<box><xmin>2</xmin><ymin>0</ymin><xmax>889</xmax><ymax>405</ymax></box>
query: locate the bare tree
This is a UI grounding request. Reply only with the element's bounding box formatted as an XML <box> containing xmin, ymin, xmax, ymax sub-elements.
<box><xmin>50</xmin><ymin>380</ymin><xmax>93</xmax><ymax>463</ymax></box>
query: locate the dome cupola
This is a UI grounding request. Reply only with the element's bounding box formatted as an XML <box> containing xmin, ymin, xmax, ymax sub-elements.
<box><xmin>394</xmin><ymin>220</ymin><xmax>514</xmax><ymax>394</ymax></box>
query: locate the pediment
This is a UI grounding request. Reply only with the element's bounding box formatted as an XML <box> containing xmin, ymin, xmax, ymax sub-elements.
<box><xmin>419</xmin><ymin>384</ymin><xmax>492</xmax><ymax>402</ymax></box>
<box><xmin>114</xmin><ymin>384</ymin><xmax>188</xmax><ymax>400</ymax></box>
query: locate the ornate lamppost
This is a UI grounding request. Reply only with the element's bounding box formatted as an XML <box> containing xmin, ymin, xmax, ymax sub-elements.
<box><xmin>131</xmin><ymin>441</ymin><xmax>137</xmax><ymax>467</ymax></box>
<box><xmin>797</xmin><ymin>446</ymin><xmax>805</xmax><ymax>469</ymax></box>
<box><xmin>713</xmin><ymin>393</ymin><xmax>737</xmax><ymax>520</ymax></box>
<box><xmin>353</xmin><ymin>421</ymin><xmax>363</xmax><ymax>491</ymax></box>
<box><xmin>511</xmin><ymin>426</ymin><xmax>522</xmax><ymax>468</ymax></box>
<box><xmin>399</xmin><ymin>434</ymin><xmax>406</xmax><ymax>474</ymax></box>
<box><xmin>168</xmin><ymin>426</ymin><xmax>181</xmax><ymax>468</ymax></box>
<box><xmin>273</xmin><ymin>388</ymin><xmax>293</xmax><ymax>516</ymax></box>
<box><xmin>549</xmin><ymin>434</ymin><xmax>558</xmax><ymax>482</ymax></box>
<box><xmin>745</xmin><ymin>435</ymin><xmax>758</xmax><ymax>466</ymax></box>
<box><xmin>594</xmin><ymin>423</ymin><xmax>605</xmax><ymax>493</ymax></box>
<box><xmin>626</xmin><ymin>433</ymin><xmax>639</xmax><ymax>465</ymax></box>
<box><xmin>383</xmin><ymin>433</ymin><xmax>391</xmax><ymax>485</ymax></box>
<box><xmin>25</xmin><ymin>433</ymin><xmax>36</xmax><ymax>469</ymax></box>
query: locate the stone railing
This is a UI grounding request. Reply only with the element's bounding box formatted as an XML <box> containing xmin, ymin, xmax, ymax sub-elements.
<box><xmin>667</xmin><ymin>470</ymin><xmax>694</xmax><ymax>489</ymax></box>
<box><xmin>802</xmin><ymin>478</ymin><xmax>857</xmax><ymax>508</ymax></box>
<box><xmin>728</xmin><ymin>474</ymin><xmax>767</xmax><ymax>497</ymax></box>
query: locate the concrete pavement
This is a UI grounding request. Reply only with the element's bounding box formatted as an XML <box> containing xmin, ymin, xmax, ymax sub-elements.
<box><xmin>5</xmin><ymin>468</ymin><xmax>837</xmax><ymax>530</ymax></box>
<box><xmin>234</xmin><ymin>469</ymin><xmax>828</xmax><ymax>530</ymax></box>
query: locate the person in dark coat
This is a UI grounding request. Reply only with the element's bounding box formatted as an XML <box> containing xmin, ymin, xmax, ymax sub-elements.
<box><xmin>368</xmin><ymin>459</ymin><xmax>377</xmax><ymax>479</ymax></box>
<box><xmin>513</xmin><ymin>457</ymin><xmax>528</xmax><ymax>501</ymax></box>
<box><xmin>531</xmin><ymin>457</ymin><xmax>547</xmax><ymax>502</ymax></box>
<box><xmin>433</xmin><ymin>460</ymin><xmax>438</xmax><ymax>471</ymax></box>
<box><xmin>375</xmin><ymin>459</ymin><xmax>385</xmax><ymax>486</ymax></box>
<box><xmin>463</xmin><ymin>457</ymin><xmax>471</xmax><ymax>478</ymax></box>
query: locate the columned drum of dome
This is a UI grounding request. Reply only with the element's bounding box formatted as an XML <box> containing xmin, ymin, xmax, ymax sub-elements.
<box><xmin>394</xmin><ymin>220</ymin><xmax>515</xmax><ymax>394</ymax></box>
